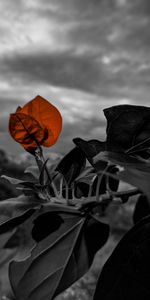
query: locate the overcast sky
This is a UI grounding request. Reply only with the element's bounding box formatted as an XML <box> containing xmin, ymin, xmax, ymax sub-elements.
<box><xmin>0</xmin><ymin>0</ymin><xmax>150</xmax><ymax>156</ymax></box>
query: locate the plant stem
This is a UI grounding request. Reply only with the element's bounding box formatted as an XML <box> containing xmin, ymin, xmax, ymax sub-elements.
<box><xmin>96</xmin><ymin>174</ymin><xmax>103</xmax><ymax>202</ymax></box>
<box><xmin>34</xmin><ymin>146</ymin><xmax>44</xmax><ymax>172</ymax></box>
<box><xmin>99</xmin><ymin>187</ymin><xmax>140</xmax><ymax>205</ymax></box>
<box><xmin>34</xmin><ymin>146</ymin><xmax>59</xmax><ymax>198</ymax></box>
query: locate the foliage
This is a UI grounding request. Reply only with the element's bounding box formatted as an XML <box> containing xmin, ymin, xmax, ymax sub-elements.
<box><xmin>1</xmin><ymin>97</ymin><xmax>150</xmax><ymax>299</ymax></box>
<box><xmin>9</xmin><ymin>95</ymin><xmax>62</xmax><ymax>153</ymax></box>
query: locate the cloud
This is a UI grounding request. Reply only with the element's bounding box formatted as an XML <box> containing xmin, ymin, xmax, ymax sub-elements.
<box><xmin>1</xmin><ymin>0</ymin><xmax>150</xmax><ymax>99</ymax></box>
<box><xmin>0</xmin><ymin>0</ymin><xmax>150</xmax><ymax>155</ymax></box>
<box><xmin>1</xmin><ymin>51</ymin><xmax>101</xmax><ymax>93</ymax></box>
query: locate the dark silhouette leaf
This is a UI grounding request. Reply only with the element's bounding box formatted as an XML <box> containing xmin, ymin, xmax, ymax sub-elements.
<box><xmin>9</xmin><ymin>206</ymin><xmax>109</xmax><ymax>300</ymax></box>
<box><xmin>94</xmin><ymin>151</ymin><xmax>150</xmax><ymax>201</ymax></box>
<box><xmin>75</xmin><ymin>182</ymin><xmax>90</xmax><ymax>198</ymax></box>
<box><xmin>84</xmin><ymin>215</ymin><xmax>109</xmax><ymax>265</ymax></box>
<box><xmin>0</xmin><ymin>209</ymin><xmax>35</xmax><ymax>235</ymax></box>
<box><xmin>56</xmin><ymin>147</ymin><xmax>86</xmax><ymax>184</ymax></box>
<box><xmin>73</xmin><ymin>138</ymin><xmax>105</xmax><ymax>164</ymax></box>
<box><xmin>0</xmin><ymin>195</ymin><xmax>39</xmax><ymax>224</ymax></box>
<box><xmin>133</xmin><ymin>195</ymin><xmax>150</xmax><ymax>224</ymax></box>
<box><xmin>32</xmin><ymin>212</ymin><xmax>64</xmax><ymax>242</ymax></box>
<box><xmin>94</xmin><ymin>151</ymin><xmax>150</xmax><ymax>172</ymax></box>
<box><xmin>75</xmin><ymin>166</ymin><xmax>94</xmax><ymax>181</ymax></box>
<box><xmin>104</xmin><ymin>105</ymin><xmax>150</xmax><ymax>156</ymax></box>
<box><xmin>94</xmin><ymin>215</ymin><xmax>150</xmax><ymax>300</ymax></box>
<box><xmin>107</xmin><ymin>166</ymin><xmax>119</xmax><ymax>192</ymax></box>
<box><xmin>118</xmin><ymin>168</ymin><xmax>150</xmax><ymax>201</ymax></box>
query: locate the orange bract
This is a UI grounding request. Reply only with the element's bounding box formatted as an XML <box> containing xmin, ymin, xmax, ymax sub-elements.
<box><xmin>9</xmin><ymin>95</ymin><xmax>62</xmax><ymax>152</ymax></box>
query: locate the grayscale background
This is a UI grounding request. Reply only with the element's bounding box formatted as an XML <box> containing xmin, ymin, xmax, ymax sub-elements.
<box><xmin>0</xmin><ymin>0</ymin><xmax>150</xmax><ymax>156</ymax></box>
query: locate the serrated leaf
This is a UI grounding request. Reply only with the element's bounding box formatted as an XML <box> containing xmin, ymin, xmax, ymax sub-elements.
<box><xmin>93</xmin><ymin>215</ymin><xmax>150</xmax><ymax>300</ymax></box>
<box><xmin>9</xmin><ymin>205</ymin><xmax>109</xmax><ymax>300</ymax></box>
<box><xmin>56</xmin><ymin>147</ymin><xmax>86</xmax><ymax>185</ymax></box>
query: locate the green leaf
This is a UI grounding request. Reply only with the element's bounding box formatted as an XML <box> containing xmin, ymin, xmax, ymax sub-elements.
<box><xmin>56</xmin><ymin>147</ymin><xmax>86</xmax><ymax>185</ymax></box>
<box><xmin>9</xmin><ymin>205</ymin><xmax>109</xmax><ymax>300</ymax></box>
<box><xmin>93</xmin><ymin>215</ymin><xmax>150</xmax><ymax>300</ymax></box>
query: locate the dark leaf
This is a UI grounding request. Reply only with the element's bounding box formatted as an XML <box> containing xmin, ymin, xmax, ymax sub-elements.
<box><xmin>94</xmin><ymin>151</ymin><xmax>150</xmax><ymax>172</ymax></box>
<box><xmin>0</xmin><ymin>209</ymin><xmax>35</xmax><ymax>235</ymax></box>
<box><xmin>9</xmin><ymin>205</ymin><xmax>109</xmax><ymax>300</ymax></box>
<box><xmin>91</xmin><ymin>166</ymin><xmax>119</xmax><ymax>196</ymax></box>
<box><xmin>133</xmin><ymin>195</ymin><xmax>150</xmax><ymax>224</ymax></box>
<box><xmin>73</xmin><ymin>138</ymin><xmax>105</xmax><ymax>161</ymax></box>
<box><xmin>104</xmin><ymin>104</ymin><xmax>150</xmax><ymax>155</ymax></box>
<box><xmin>1</xmin><ymin>175</ymin><xmax>32</xmax><ymax>186</ymax></box>
<box><xmin>107</xmin><ymin>166</ymin><xmax>119</xmax><ymax>192</ymax></box>
<box><xmin>91</xmin><ymin>175</ymin><xmax>107</xmax><ymax>196</ymax></box>
<box><xmin>56</xmin><ymin>147</ymin><xmax>86</xmax><ymax>184</ymax></box>
<box><xmin>32</xmin><ymin>212</ymin><xmax>64</xmax><ymax>242</ymax></box>
<box><xmin>75</xmin><ymin>182</ymin><xmax>90</xmax><ymax>198</ymax></box>
<box><xmin>94</xmin><ymin>152</ymin><xmax>150</xmax><ymax>201</ymax></box>
<box><xmin>0</xmin><ymin>195</ymin><xmax>39</xmax><ymax>225</ymax></box>
<box><xmin>94</xmin><ymin>215</ymin><xmax>150</xmax><ymax>300</ymax></box>
<box><xmin>84</xmin><ymin>215</ymin><xmax>109</xmax><ymax>265</ymax></box>
<box><xmin>75</xmin><ymin>166</ymin><xmax>95</xmax><ymax>182</ymax></box>
<box><xmin>73</xmin><ymin>138</ymin><xmax>106</xmax><ymax>169</ymax></box>
<box><xmin>118</xmin><ymin>168</ymin><xmax>150</xmax><ymax>201</ymax></box>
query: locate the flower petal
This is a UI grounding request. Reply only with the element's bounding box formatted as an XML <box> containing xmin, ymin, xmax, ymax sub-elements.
<box><xmin>9</xmin><ymin>112</ymin><xmax>47</xmax><ymax>151</ymax></box>
<box><xmin>20</xmin><ymin>95</ymin><xmax>62</xmax><ymax>147</ymax></box>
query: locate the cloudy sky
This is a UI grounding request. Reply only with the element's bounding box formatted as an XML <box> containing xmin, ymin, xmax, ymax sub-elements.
<box><xmin>0</xmin><ymin>0</ymin><xmax>150</xmax><ymax>156</ymax></box>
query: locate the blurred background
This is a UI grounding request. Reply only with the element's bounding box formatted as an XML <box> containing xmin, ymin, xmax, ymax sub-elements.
<box><xmin>0</xmin><ymin>0</ymin><xmax>150</xmax><ymax>157</ymax></box>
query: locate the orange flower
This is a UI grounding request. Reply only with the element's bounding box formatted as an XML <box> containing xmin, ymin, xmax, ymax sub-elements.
<box><xmin>9</xmin><ymin>95</ymin><xmax>62</xmax><ymax>152</ymax></box>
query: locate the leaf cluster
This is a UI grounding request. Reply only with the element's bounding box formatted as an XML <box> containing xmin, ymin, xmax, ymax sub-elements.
<box><xmin>1</xmin><ymin>104</ymin><xmax>150</xmax><ymax>300</ymax></box>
